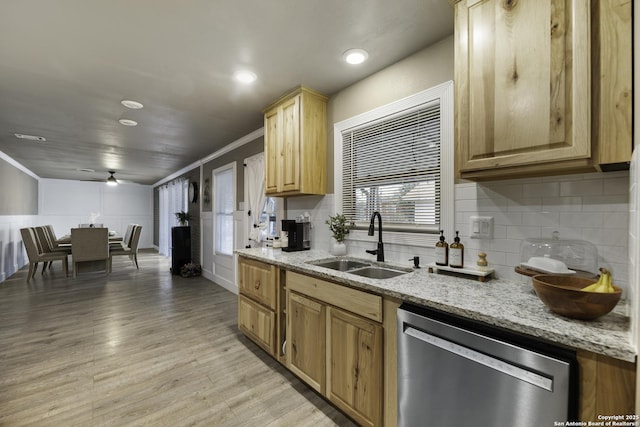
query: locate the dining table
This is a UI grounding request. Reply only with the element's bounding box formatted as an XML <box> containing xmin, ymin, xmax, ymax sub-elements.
<box><xmin>56</xmin><ymin>231</ymin><xmax>123</xmax><ymax>246</ymax></box>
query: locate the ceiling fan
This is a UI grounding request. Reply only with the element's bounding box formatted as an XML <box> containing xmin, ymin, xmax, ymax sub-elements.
<box><xmin>106</xmin><ymin>170</ymin><xmax>118</xmax><ymax>186</ymax></box>
<box><xmin>81</xmin><ymin>170</ymin><xmax>129</xmax><ymax>185</ymax></box>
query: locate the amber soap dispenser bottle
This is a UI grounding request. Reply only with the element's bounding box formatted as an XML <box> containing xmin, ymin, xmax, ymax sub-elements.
<box><xmin>449</xmin><ymin>231</ymin><xmax>464</xmax><ymax>268</ymax></box>
<box><xmin>435</xmin><ymin>230</ymin><xmax>448</xmax><ymax>266</ymax></box>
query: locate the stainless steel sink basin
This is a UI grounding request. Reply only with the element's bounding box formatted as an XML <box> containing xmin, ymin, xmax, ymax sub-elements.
<box><xmin>309</xmin><ymin>258</ymin><xmax>371</xmax><ymax>271</ymax></box>
<box><xmin>308</xmin><ymin>257</ymin><xmax>411</xmax><ymax>279</ymax></box>
<box><xmin>348</xmin><ymin>266</ymin><xmax>410</xmax><ymax>279</ymax></box>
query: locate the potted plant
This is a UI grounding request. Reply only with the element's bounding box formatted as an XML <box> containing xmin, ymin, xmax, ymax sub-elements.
<box><xmin>326</xmin><ymin>213</ymin><xmax>352</xmax><ymax>255</ymax></box>
<box><xmin>175</xmin><ymin>210</ymin><xmax>192</xmax><ymax>226</ymax></box>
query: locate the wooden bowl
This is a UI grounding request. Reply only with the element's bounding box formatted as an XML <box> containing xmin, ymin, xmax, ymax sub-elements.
<box><xmin>531</xmin><ymin>275</ymin><xmax>622</xmax><ymax>320</ymax></box>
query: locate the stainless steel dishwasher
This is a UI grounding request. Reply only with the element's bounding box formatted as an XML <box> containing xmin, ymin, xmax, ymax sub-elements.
<box><xmin>397</xmin><ymin>303</ymin><xmax>578</xmax><ymax>427</ymax></box>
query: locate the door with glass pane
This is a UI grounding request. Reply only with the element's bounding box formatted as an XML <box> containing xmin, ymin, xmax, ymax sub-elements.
<box><xmin>212</xmin><ymin>163</ymin><xmax>236</xmax><ymax>289</ymax></box>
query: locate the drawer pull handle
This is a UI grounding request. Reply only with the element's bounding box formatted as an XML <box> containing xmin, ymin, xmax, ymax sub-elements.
<box><xmin>254</xmin><ymin>281</ymin><xmax>260</xmax><ymax>290</ymax></box>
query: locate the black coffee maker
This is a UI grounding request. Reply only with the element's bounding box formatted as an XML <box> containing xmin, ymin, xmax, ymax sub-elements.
<box><xmin>281</xmin><ymin>219</ymin><xmax>310</xmax><ymax>252</ymax></box>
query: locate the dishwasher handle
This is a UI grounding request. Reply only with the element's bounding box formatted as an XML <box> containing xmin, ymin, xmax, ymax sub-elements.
<box><xmin>404</xmin><ymin>326</ymin><xmax>554</xmax><ymax>391</ymax></box>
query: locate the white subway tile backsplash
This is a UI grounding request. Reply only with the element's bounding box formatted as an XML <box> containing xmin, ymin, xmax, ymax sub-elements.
<box><xmin>522</xmin><ymin>182</ymin><xmax>560</xmax><ymax>197</ymax></box>
<box><xmin>453</xmin><ymin>172</ymin><xmax>630</xmax><ymax>292</ymax></box>
<box><xmin>456</xmin><ymin>185</ymin><xmax>478</xmax><ymax>200</ymax></box>
<box><xmin>560</xmin><ymin>179</ymin><xmax>604</xmax><ymax>196</ymax></box>
<box><xmin>581</xmin><ymin>228</ymin><xmax>628</xmax><ymax>247</ymax></box>
<box><xmin>541</xmin><ymin>196</ymin><xmax>583</xmax><ymax>212</ymax></box>
<box><xmin>582</xmin><ymin>195</ymin><xmax>629</xmax><ymax>212</ymax></box>
<box><xmin>507</xmin><ymin>198</ymin><xmax>542</xmax><ymax>212</ymax></box>
<box><xmin>603</xmin><ymin>212</ymin><xmax>629</xmax><ymax>229</ymax></box>
<box><xmin>559</xmin><ymin>212</ymin><xmax>604</xmax><ymax>228</ymax></box>
<box><xmin>477</xmin><ymin>196</ymin><xmax>508</xmax><ymax>212</ymax></box>
<box><xmin>455</xmin><ymin>199</ymin><xmax>478</xmax><ymax>213</ymax></box>
<box><xmin>539</xmin><ymin>227</ymin><xmax>583</xmax><ymax>241</ymax></box>
<box><xmin>477</xmin><ymin>184</ymin><xmax>522</xmax><ymax>200</ymax></box>
<box><xmin>302</xmin><ymin>171</ymin><xmax>632</xmax><ymax>294</ymax></box>
<box><xmin>522</xmin><ymin>211</ymin><xmax>560</xmax><ymax>227</ymax></box>
<box><xmin>604</xmin><ymin>177</ymin><xmax>632</xmax><ymax>195</ymax></box>
<box><xmin>506</xmin><ymin>225</ymin><xmax>541</xmax><ymax>240</ymax></box>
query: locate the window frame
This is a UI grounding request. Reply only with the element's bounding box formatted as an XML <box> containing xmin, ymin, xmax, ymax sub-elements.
<box><xmin>333</xmin><ymin>81</ymin><xmax>454</xmax><ymax>248</ymax></box>
<box><xmin>213</xmin><ymin>163</ymin><xmax>236</xmax><ymax>256</ymax></box>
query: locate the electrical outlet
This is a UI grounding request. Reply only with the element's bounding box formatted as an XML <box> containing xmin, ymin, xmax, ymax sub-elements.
<box><xmin>470</xmin><ymin>216</ymin><xmax>493</xmax><ymax>239</ymax></box>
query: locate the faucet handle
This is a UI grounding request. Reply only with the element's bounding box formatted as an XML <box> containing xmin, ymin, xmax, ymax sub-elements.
<box><xmin>408</xmin><ymin>256</ymin><xmax>420</xmax><ymax>268</ymax></box>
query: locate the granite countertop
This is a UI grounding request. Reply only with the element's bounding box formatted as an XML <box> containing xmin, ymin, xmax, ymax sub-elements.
<box><xmin>236</xmin><ymin>247</ymin><xmax>636</xmax><ymax>362</ymax></box>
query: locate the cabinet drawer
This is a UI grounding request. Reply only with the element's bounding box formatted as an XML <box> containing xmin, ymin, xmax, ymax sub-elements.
<box><xmin>238</xmin><ymin>257</ymin><xmax>277</xmax><ymax>309</ymax></box>
<box><xmin>286</xmin><ymin>271</ymin><xmax>382</xmax><ymax>323</ymax></box>
<box><xmin>238</xmin><ymin>295</ymin><xmax>275</xmax><ymax>355</ymax></box>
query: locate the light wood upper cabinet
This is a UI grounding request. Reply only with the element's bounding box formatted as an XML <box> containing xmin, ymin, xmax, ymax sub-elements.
<box><xmin>327</xmin><ymin>306</ymin><xmax>383</xmax><ymax>427</ymax></box>
<box><xmin>452</xmin><ymin>0</ymin><xmax>632</xmax><ymax>180</ymax></box>
<box><xmin>263</xmin><ymin>86</ymin><xmax>327</xmax><ymax>196</ymax></box>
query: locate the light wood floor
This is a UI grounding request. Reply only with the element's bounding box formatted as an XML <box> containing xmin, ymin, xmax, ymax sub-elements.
<box><xmin>0</xmin><ymin>250</ymin><xmax>357</xmax><ymax>427</ymax></box>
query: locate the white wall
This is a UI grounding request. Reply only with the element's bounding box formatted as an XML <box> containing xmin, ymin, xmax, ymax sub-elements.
<box><xmin>39</xmin><ymin>179</ymin><xmax>154</xmax><ymax>248</ymax></box>
<box><xmin>0</xmin><ymin>215</ymin><xmax>39</xmax><ymax>282</ymax></box>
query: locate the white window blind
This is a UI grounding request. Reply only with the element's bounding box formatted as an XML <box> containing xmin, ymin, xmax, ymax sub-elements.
<box><xmin>341</xmin><ymin>101</ymin><xmax>441</xmax><ymax>232</ymax></box>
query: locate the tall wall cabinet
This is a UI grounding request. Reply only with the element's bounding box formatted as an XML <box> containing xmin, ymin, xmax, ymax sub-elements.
<box><xmin>452</xmin><ymin>0</ymin><xmax>632</xmax><ymax>180</ymax></box>
<box><xmin>263</xmin><ymin>86</ymin><xmax>327</xmax><ymax>196</ymax></box>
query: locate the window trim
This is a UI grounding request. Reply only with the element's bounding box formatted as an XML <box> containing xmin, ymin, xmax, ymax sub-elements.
<box><xmin>213</xmin><ymin>162</ymin><xmax>236</xmax><ymax>257</ymax></box>
<box><xmin>333</xmin><ymin>81</ymin><xmax>454</xmax><ymax>248</ymax></box>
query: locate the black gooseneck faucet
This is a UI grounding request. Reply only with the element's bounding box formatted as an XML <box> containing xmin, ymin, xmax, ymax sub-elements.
<box><xmin>365</xmin><ymin>211</ymin><xmax>384</xmax><ymax>262</ymax></box>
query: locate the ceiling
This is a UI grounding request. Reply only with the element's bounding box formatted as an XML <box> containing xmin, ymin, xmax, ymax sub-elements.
<box><xmin>0</xmin><ymin>1</ymin><xmax>453</xmax><ymax>185</ymax></box>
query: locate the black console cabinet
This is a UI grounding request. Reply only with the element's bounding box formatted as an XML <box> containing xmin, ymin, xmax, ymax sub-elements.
<box><xmin>171</xmin><ymin>226</ymin><xmax>191</xmax><ymax>274</ymax></box>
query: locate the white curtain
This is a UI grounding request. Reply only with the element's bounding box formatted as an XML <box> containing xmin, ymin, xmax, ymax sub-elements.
<box><xmin>245</xmin><ymin>153</ymin><xmax>266</xmax><ymax>245</ymax></box>
<box><xmin>158</xmin><ymin>178</ymin><xmax>188</xmax><ymax>256</ymax></box>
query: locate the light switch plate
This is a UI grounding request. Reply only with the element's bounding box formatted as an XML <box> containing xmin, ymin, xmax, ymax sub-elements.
<box><xmin>470</xmin><ymin>216</ymin><xmax>493</xmax><ymax>239</ymax></box>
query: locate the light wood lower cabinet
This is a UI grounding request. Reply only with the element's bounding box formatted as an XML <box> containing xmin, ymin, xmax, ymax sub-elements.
<box><xmin>327</xmin><ymin>306</ymin><xmax>383</xmax><ymax>427</ymax></box>
<box><xmin>286</xmin><ymin>271</ymin><xmax>385</xmax><ymax>426</ymax></box>
<box><xmin>577</xmin><ymin>349</ymin><xmax>636</xmax><ymax>421</ymax></box>
<box><xmin>238</xmin><ymin>295</ymin><xmax>275</xmax><ymax>354</ymax></box>
<box><xmin>237</xmin><ymin>257</ymin><xmax>279</xmax><ymax>357</ymax></box>
<box><xmin>287</xmin><ymin>291</ymin><xmax>326</xmax><ymax>393</ymax></box>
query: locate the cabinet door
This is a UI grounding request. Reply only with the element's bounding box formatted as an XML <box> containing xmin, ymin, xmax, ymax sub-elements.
<box><xmin>327</xmin><ymin>307</ymin><xmax>382</xmax><ymax>427</ymax></box>
<box><xmin>279</xmin><ymin>96</ymin><xmax>300</xmax><ymax>193</ymax></box>
<box><xmin>238</xmin><ymin>258</ymin><xmax>276</xmax><ymax>310</ymax></box>
<box><xmin>238</xmin><ymin>295</ymin><xmax>275</xmax><ymax>355</ymax></box>
<box><xmin>264</xmin><ymin>107</ymin><xmax>280</xmax><ymax>194</ymax></box>
<box><xmin>287</xmin><ymin>291</ymin><xmax>325</xmax><ymax>393</ymax></box>
<box><xmin>456</xmin><ymin>0</ymin><xmax>590</xmax><ymax>174</ymax></box>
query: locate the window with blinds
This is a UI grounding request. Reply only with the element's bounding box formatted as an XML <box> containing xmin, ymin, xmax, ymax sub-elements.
<box><xmin>341</xmin><ymin>101</ymin><xmax>441</xmax><ymax>232</ymax></box>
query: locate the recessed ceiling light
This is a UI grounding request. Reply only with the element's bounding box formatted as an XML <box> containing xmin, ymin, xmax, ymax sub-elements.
<box><xmin>343</xmin><ymin>48</ymin><xmax>369</xmax><ymax>65</ymax></box>
<box><xmin>121</xmin><ymin>100</ymin><xmax>144</xmax><ymax>109</ymax></box>
<box><xmin>15</xmin><ymin>133</ymin><xmax>46</xmax><ymax>142</ymax></box>
<box><xmin>234</xmin><ymin>70</ymin><xmax>257</xmax><ymax>84</ymax></box>
<box><xmin>119</xmin><ymin>119</ymin><xmax>138</xmax><ymax>126</ymax></box>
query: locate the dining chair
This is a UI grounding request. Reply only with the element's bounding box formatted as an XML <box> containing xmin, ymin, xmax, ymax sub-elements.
<box><xmin>71</xmin><ymin>227</ymin><xmax>109</xmax><ymax>278</ymax></box>
<box><xmin>38</xmin><ymin>225</ymin><xmax>72</xmax><ymax>255</ymax></box>
<box><xmin>109</xmin><ymin>225</ymin><xmax>142</xmax><ymax>271</ymax></box>
<box><xmin>44</xmin><ymin>225</ymin><xmax>72</xmax><ymax>251</ymax></box>
<box><xmin>33</xmin><ymin>226</ymin><xmax>68</xmax><ymax>272</ymax></box>
<box><xmin>110</xmin><ymin>223</ymin><xmax>135</xmax><ymax>250</ymax></box>
<box><xmin>20</xmin><ymin>227</ymin><xmax>69</xmax><ymax>282</ymax></box>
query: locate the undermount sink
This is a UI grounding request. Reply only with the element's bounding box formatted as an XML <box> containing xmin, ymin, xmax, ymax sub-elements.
<box><xmin>309</xmin><ymin>258</ymin><xmax>371</xmax><ymax>271</ymax></box>
<box><xmin>308</xmin><ymin>258</ymin><xmax>411</xmax><ymax>279</ymax></box>
<box><xmin>348</xmin><ymin>266</ymin><xmax>410</xmax><ymax>279</ymax></box>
